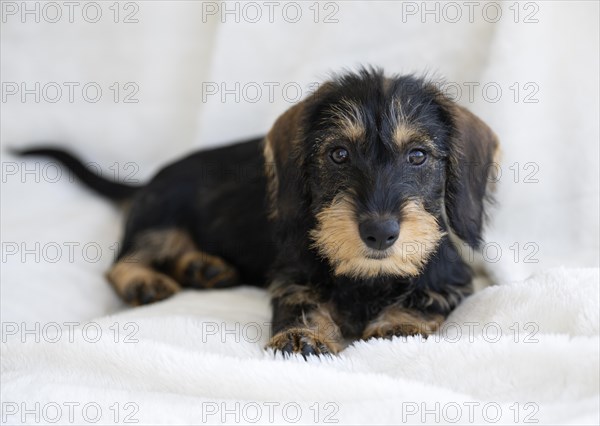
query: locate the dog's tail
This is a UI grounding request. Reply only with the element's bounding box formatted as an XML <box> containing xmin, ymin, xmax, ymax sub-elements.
<box><xmin>12</xmin><ymin>146</ymin><xmax>141</xmax><ymax>202</ymax></box>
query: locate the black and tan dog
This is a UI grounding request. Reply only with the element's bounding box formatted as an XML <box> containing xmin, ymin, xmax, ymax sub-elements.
<box><xmin>18</xmin><ymin>68</ymin><xmax>499</xmax><ymax>357</ymax></box>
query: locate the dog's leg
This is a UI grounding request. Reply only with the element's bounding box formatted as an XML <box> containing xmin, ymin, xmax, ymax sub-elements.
<box><xmin>266</xmin><ymin>283</ymin><xmax>343</xmax><ymax>357</ymax></box>
<box><xmin>361</xmin><ymin>284</ymin><xmax>470</xmax><ymax>340</ymax></box>
<box><xmin>362</xmin><ymin>306</ymin><xmax>444</xmax><ymax>340</ymax></box>
<box><xmin>107</xmin><ymin>229</ymin><xmax>238</xmax><ymax>305</ymax></box>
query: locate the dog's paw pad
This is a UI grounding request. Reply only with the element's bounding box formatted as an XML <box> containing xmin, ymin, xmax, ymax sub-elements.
<box><xmin>179</xmin><ymin>252</ymin><xmax>239</xmax><ymax>289</ymax></box>
<box><xmin>267</xmin><ymin>328</ymin><xmax>337</xmax><ymax>358</ymax></box>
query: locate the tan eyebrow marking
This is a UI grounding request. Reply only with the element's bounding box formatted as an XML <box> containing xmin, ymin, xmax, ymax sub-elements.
<box><xmin>393</xmin><ymin>124</ymin><xmax>422</xmax><ymax>148</ymax></box>
<box><xmin>388</xmin><ymin>97</ymin><xmax>440</xmax><ymax>152</ymax></box>
<box><xmin>326</xmin><ymin>99</ymin><xmax>366</xmax><ymax>141</ymax></box>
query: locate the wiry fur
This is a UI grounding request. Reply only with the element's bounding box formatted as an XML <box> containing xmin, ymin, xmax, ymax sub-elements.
<box><xmin>310</xmin><ymin>197</ymin><xmax>444</xmax><ymax>278</ymax></box>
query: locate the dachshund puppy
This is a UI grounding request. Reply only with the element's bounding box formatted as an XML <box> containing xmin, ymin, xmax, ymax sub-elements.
<box><xmin>17</xmin><ymin>68</ymin><xmax>499</xmax><ymax>357</ymax></box>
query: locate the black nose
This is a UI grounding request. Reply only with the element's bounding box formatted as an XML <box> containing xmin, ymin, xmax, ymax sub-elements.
<box><xmin>359</xmin><ymin>218</ymin><xmax>400</xmax><ymax>250</ymax></box>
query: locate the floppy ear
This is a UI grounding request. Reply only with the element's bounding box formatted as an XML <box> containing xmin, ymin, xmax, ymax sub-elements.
<box><xmin>444</xmin><ymin>104</ymin><xmax>500</xmax><ymax>248</ymax></box>
<box><xmin>263</xmin><ymin>101</ymin><xmax>308</xmax><ymax>223</ymax></box>
<box><xmin>263</xmin><ymin>83</ymin><xmax>334</xmax><ymax>225</ymax></box>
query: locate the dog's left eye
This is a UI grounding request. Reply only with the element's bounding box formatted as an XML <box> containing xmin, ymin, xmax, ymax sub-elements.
<box><xmin>407</xmin><ymin>149</ymin><xmax>427</xmax><ymax>165</ymax></box>
<box><xmin>330</xmin><ymin>147</ymin><xmax>349</xmax><ymax>164</ymax></box>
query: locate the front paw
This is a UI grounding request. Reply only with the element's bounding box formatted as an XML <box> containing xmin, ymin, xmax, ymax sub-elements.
<box><xmin>362</xmin><ymin>313</ymin><xmax>443</xmax><ymax>340</ymax></box>
<box><xmin>267</xmin><ymin>328</ymin><xmax>340</xmax><ymax>358</ymax></box>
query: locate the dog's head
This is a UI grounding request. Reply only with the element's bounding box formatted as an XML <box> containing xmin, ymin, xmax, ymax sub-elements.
<box><xmin>264</xmin><ymin>69</ymin><xmax>499</xmax><ymax>279</ymax></box>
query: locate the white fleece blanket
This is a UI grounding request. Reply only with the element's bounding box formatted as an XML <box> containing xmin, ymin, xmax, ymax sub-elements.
<box><xmin>2</xmin><ymin>267</ymin><xmax>598</xmax><ymax>425</ymax></box>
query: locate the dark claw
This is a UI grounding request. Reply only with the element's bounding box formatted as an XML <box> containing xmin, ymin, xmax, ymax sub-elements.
<box><xmin>301</xmin><ymin>343</ymin><xmax>317</xmax><ymax>357</ymax></box>
<box><xmin>139</xmin><ymin>286</ymin><xmax>156</xmax><ymax>304</ymax></box>
<box><xmin>317</xmin><ymin>344</ymin><xmax>330</xmax><ymax>355</ymax></box>
<box><xmin>281</xmin><ymin>341</ymin><xmax>294</xmax><ymax>354</ymax></box>
<box><xmin>268</xmin><ymin>330</ymin><xmax>335</xmax><ymax>360</ymax></box>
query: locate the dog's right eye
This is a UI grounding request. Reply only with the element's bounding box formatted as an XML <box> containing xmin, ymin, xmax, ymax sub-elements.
<box><xmin>407</xmin><ymin>149</ymin><xmax>427</xmax><ymax>166</ymax></box>
<box><xmin>330</xmin><ymin>147</ymin><xmax>349</xmax><ymax>164</ymax></box>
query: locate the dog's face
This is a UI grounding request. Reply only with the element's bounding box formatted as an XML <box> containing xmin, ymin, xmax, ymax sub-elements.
<box><xmin>265</xmin><ymin>69</ymin><xmax>499</xmax><ymax>279</ymax></box>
